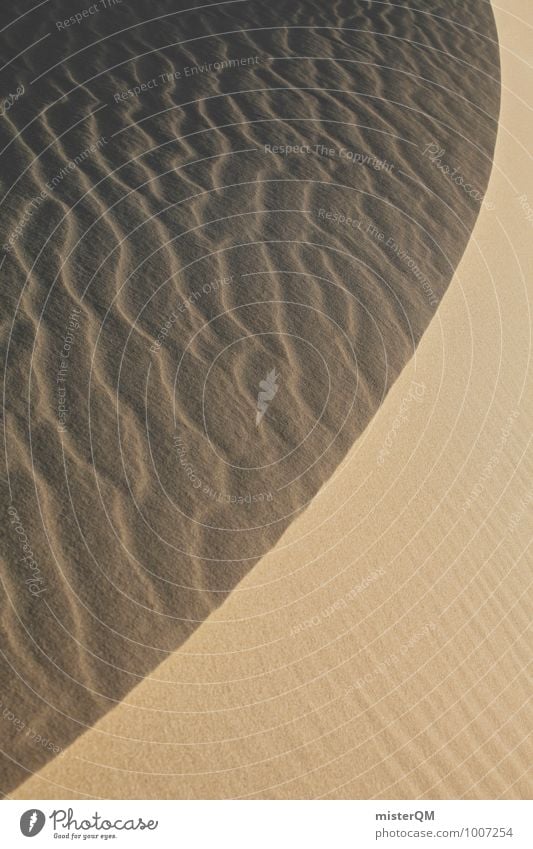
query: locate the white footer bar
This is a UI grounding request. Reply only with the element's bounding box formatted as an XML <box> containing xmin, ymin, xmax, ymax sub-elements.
<box><xmin>3</xmin><ymin>800</ymin><xmax>532</xmax><ymax>848</ymax></box>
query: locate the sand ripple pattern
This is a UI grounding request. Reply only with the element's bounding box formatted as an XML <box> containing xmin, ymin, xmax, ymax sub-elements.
<box><xmin>0</xmin><ymin>0</ymin><xmax>499</xmax><ymax>792</ymax></box>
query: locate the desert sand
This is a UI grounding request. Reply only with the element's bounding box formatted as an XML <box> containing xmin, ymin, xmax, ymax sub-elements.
<box><xmin>2</xmin><ymin>0</ymin><xmax>531</xmax><ymax>799</ymax></box>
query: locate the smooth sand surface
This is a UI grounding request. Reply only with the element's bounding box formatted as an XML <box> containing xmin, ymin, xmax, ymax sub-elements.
<box><xmin>11</xmin><ymin>1</ymin><xmax>531</xmax><ymax>800</ymax></box>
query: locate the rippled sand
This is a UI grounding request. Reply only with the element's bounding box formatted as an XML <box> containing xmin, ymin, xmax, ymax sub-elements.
<box><xmin>1</xmin><ymin>0</ymin><xmax>501</xmax><ymax>794</ymax></box>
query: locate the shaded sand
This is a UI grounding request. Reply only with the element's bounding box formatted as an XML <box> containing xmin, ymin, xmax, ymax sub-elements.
<box><xmin>0</xmin><ymin>0</ymin><xmax>500</xmax><ymax>796</ymax></box>
<box><xmin>11</xmin><ymin>1</ymin><xmax>531</xmax><ymax>800</ymax></box>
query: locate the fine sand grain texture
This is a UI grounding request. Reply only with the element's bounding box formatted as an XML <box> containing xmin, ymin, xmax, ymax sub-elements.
<box><xmin>11</xmin><ymin>0</ymin><xmax>532</xmax><ymax>801</ymax></box>
<box><xmin>2</xmin><ymin>0</ymin><xmax>525</xmax><ymax>798</ymax></box>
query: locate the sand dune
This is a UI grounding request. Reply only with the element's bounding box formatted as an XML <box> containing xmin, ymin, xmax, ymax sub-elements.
<box><xmin>13</xmin><ymin>0</ymin><xmax>531</xmax><ymax>800</ymax></box>
<box><xmin>0</xmin><ymin>0</ymin><xmax>515</xmax><ymax>797</ymax></box>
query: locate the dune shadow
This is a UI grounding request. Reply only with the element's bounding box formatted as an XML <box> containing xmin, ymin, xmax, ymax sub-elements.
<box><xmin>0</xmin><ymin>0</ymin><xmax>500</xmax><ymax>793</ymax></box>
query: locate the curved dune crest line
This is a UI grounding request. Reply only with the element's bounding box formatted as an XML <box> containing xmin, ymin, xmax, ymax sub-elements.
<box><xmin>0</xmin><ymin>0</ymin><xmax>500</xmax><ymax>792</ymax></box>
<box><xmin>11</xmin><ymin>0</ymin><xmax>533</xmax><ymax>796</ymax></box>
